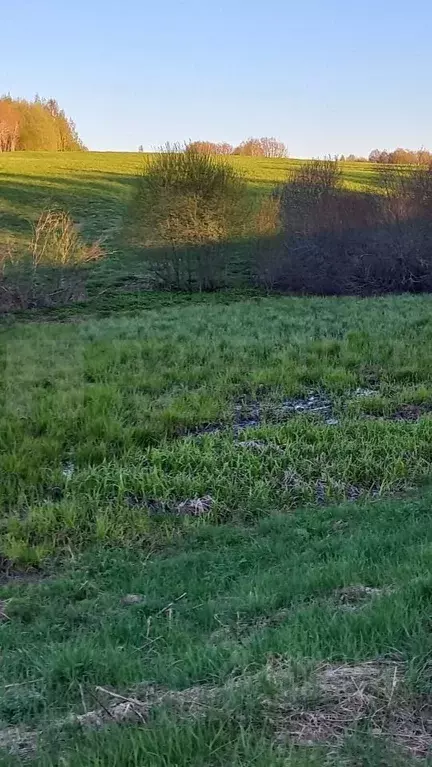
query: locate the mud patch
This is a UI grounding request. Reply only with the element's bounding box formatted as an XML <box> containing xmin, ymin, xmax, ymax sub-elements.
<box><xmin>0</xmin><ymin>559</ymin><xmax>49</xmax><ymax>587</ymax></box>
<box><xmin>391</xmin><ymin>404</ymin><xmax>432</xmax><ymax>422</ymax></box>
<box><xmin>126</xmin><ymin>494</ymin><xmax>213</xmax><ymax>518</ymax></box>
<box><xmin>191</xmin><ymin>392</ymin><xmax>335</xmax><ymax>438</ymax></box>
<box><xmin>233</xmin><ymin>393</ymin><xmax>334</xmax><ymax>432</ymax></box>
<box><xmin>0</xmin><ymin>727</ymin><xmax>38</xmax><ymax>758</ymax></box>
<box><xmin>282</xmin><ymin>474</ymin><xmax>377</xmax><ymax>505</ymax></box>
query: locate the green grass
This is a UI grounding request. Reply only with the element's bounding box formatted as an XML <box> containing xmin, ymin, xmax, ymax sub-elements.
<box><xmin>2</xmin><ymin>155</ymin><xmax>432</xmax><ymax>763</ymax></box>
<box><xmin>0</xmin><ymin>152</ymin><xmax>384</xmax><ymax>301</ymax></box>
<box><xmin>3</xmin><ymin>294</ymin><xmax>432</xmax><ymax>762</ymax></box>
<box><xmin>4</xmin><ymin>293</ymin><xmax>432</xmax><ymax>562</ymax></box>
<box><xmin>0</xmin><ymin>151</ymin><xmax>378</xmax><ymax>253</ymax></box>
<box><xmin>1</xmin><ymin>491</ymin><xmax>432</xmax><ymax>764</ymax></box>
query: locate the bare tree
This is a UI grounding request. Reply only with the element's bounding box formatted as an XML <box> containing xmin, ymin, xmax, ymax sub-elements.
<box><xmin>233</xmin><ymin>138</ymin><xmax>265</xmax><ymax>156</ymax></box>
<box><xmin>260</xmin><ymin>137</ymin><xmax>288</xmax><ymax>158</ymax></box>
<box><xmin>215</xmin><ymin>142</ymin><xmax>233</xmax><ymax>155</ymax></box>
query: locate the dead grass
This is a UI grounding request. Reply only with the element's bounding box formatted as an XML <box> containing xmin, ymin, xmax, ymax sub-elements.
<box><xmin>269</xmin><ymin>660</ymin><xmax>432</xmax><ymax>758</ymax></box>
<box><xmin>1</xmin><ymin>658</ymin><xmax>431</xmax><ymax>760</ymax></box>
<box><xmin>333</xmin><ymin>585</ymin><xmax>393</xmax><ymax>611</ymax></box>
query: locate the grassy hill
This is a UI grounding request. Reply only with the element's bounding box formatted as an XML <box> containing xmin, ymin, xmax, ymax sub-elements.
<box><xmin>0</xmin><ymin>152</ymin><xmax>378</xmax><ymax>251</ymax></box>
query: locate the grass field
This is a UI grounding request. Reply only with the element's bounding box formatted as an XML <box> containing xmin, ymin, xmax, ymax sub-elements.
<box><xmin>1</xmin><ymin>154</ymin><xmax>432</xmax><ymax>764</ymax></box>
<box><xmin>0</xmin><ymin>151</ymin><xmax>378</xmax><ymax>249</ymax></box>
<box><xmin>0</xmin><ymin>151</ymin><xmax>382</xmax><ymax>312</ymax></box>
<box><xmin>2</xmin><ymin>289</ymin><xmax>432</xmax><ymax>764</ymax></box>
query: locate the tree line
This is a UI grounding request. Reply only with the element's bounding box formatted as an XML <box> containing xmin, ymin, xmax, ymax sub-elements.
<box><xmin>146</xmin><ymin>137</ymin><xmax>288</xmax><ymax>158</ymax></box>
<box><xmin>341</xmin><ymin>148</ymin><xmax>432</xmax><ymax>164</ymax></box>
<box><xmin>0</xmin><ymin>95</ymin><xmax>85</xmax><ymax>152</ymax></box>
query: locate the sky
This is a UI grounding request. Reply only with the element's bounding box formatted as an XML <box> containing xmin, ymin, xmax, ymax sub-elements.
<box><xmin>2</xmin><ymin>0</ymin><xmax>432</xmax><ymax>156</ymax></box>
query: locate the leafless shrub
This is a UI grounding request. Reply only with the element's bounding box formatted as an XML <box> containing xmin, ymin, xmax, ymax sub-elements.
<box><xmin>0</xmin><ymin>211</ymin><xmax>103</xmax><ymax>311</ymax></box>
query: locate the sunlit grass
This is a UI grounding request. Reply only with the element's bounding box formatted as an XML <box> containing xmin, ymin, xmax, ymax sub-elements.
<box><xmin>3</xmin><ymin>293</ymin><xmax>432</xmax><ymax>563</ymax></box>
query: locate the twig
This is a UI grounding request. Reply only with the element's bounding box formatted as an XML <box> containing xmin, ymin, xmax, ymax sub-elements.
<box><xmin>387</xmin><ymin>664</ymin><xmax>398</xmax><ymax>708</ymax></box>
<box><xmin>79</xmin><ymin>683</ymin><xmax>87</xmax><ymax>714</ymax></box>
<box><xmin>94</xmin><ymin>686</ymin><xmax>147</xmax><ymax>722</ymax></box>
<box><xmin>95</xmin><ymin>686</ymin><xmax>144</xmax><ymax>707</ymax></box>
<box><xmin>4</xmin><ymin>678</ymin><xmax>43</xmax><ymax>689</ymax></box>
<box><xmin>84</xmin><ymin>686</ymin><xmax>115</xmax><ymax>720</ymax></box>
<box><xmin>156</xmin><ymin>592</ymin><xmax>187</xmax><ymax>616</ymax></box>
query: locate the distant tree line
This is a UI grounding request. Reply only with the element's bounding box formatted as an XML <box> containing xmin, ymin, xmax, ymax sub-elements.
<box><xmin>185</xmin><ymin>137</ymin><xmax>288</xmax><ymax>158</ymax></box>
<box><xmin>341</xmin><ymin>148</ymin><xmax>432</xmax><ymax>164</ymax></box>
<box><xmin>368</xmin><ymin>148</ymin><xmax>432</xmax><ymax>164</ymax></box>
<box><xmin>0</xmin><ymin>95</ymin><xmax>86</xmax><ymax>151</ymax></box>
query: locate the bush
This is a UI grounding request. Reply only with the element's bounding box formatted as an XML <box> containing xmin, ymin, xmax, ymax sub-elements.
<box><xmin>258</xmin><ymin>159</ymin><xmax>432</xmax><ymax>295</ymax></box>
<box><xmin>126</xmin><ymin>144</ymin><xmax>251</xmax><ymax>290</ymax></box>
<box><xmin>252</xmin><ymin>190</ymin><xmax>284</xmax><ymax>290</ymax></box>
<box><xmin>0</xmin><ymin>211</ymin><xmax>103</xmax><ymax>311</ymax></box>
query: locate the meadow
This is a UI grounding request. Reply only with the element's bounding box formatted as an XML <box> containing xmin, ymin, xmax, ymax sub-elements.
<box><xmin>1</xmin><ymin>154</ymin><xmax>432</xmax><ymax>765</ymax></box>
<box><xmin>0</xmin><ymin>151</ymin><xmax>377</xmax><ymax>249</ymax></box>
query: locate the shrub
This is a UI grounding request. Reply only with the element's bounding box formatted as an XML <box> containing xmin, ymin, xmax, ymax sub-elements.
<box><xmin>265</xmin><ymin>159</ymin><xmax>432</xmax><ymax>296</ymax></box>
<box><xmin>0</xmin><ymin>211</ymin><xmax>103</xmax><ymax>311</ymax></box>
<box><xmin>126</xmin><ymin>143</ymin><xmax>251</xmax><ymax>290</ymax></box>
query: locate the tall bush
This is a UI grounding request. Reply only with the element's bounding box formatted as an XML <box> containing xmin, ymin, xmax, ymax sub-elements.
<box><xmin>126</xmin><ymin>144</ymin><xmax>251</xmax><ymax>290</ymax></box>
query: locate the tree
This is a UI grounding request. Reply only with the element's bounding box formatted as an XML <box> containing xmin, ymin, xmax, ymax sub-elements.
<box><xmin>369</xmin><ymin>149</ymin><xmax>390</xmax><ymax>164</ymax></box>
<box><xmin>138</xmin><ymin>144</ymin><xmax>144</xmax><ymax>152</ymax></box>
<box><xmin>233</xmin><ymin>138</ymin><xmax>265</xmax><ymax>156</ymax></box>
<box><xmin>233</xmin><ymin>137</ymin><xmax>287</xmax><ymax>158</ymax></box>
<box><xmin>215</xmin><ymin>142</ymin><xmax>233</xmax><ymax>155</ymax></box>
<box><xmin>416</xmin><ymin>147</ymin><xmax>432</xmax><ymax>165</ymax></box>
<box><xmin>0</xmin><ymin>98</ymin><xmax>19</xmax><ymax>151</ymax></box>
<box><xmin>259</xmin><ymin>137</ymin><xmax>288</xmax><ymax>158</ymax></box>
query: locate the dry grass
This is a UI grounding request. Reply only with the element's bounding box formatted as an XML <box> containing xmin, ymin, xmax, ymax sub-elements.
<box><xmin>3</xmin><ymin>658</ymin><xmax>430</xmax><ymax>760</ymax></box>
<box><xmin>268</xmin><ymin>659</ymin><xmax>432</xmax><ymax>758</ymax></box>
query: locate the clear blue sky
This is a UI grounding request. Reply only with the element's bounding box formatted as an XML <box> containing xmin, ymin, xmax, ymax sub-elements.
<box><xmin>3</xmin><ymin>0</ymin><xmax>432</xmax><ymax>156</ymax></box>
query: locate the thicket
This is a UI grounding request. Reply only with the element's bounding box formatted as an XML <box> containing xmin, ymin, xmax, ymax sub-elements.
<box><xmin>5</xmin><ymin>148</ymin><xmax>432</xmax><ymax>310</ymax></box>
<box><xmin>265</xmin><ymin>159</ymin><xmax>432</xmax><ymax>295</ymax></box>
